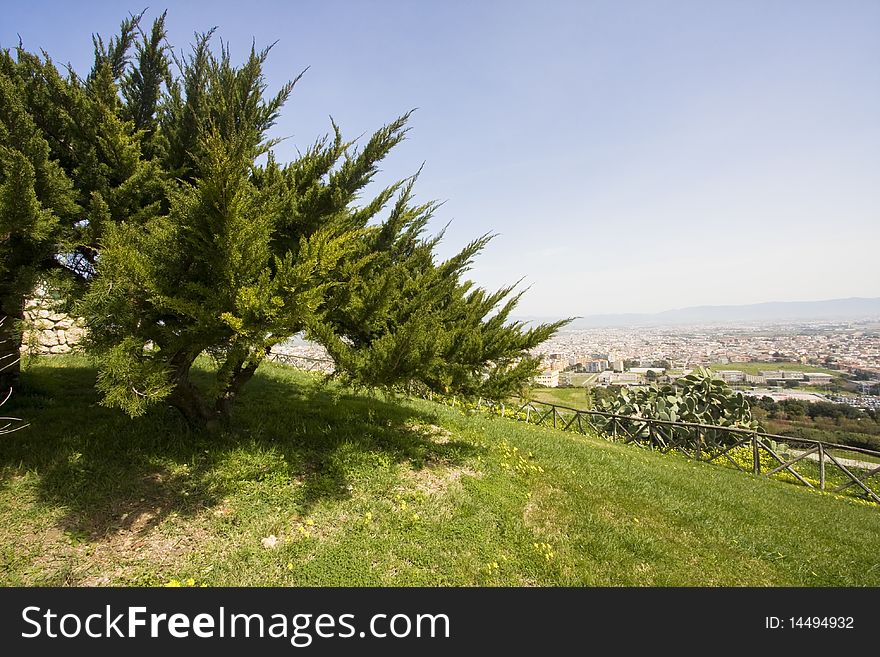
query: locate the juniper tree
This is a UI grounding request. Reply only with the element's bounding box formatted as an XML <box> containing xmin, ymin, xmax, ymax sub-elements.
<box><xmin>77</xmin><ymin>35</ymin><xmax>388</xmax><ymax>427</ymax></box>
<box><xmin>0</xmin><ymin>11</ymin><xmax>168</xmax><ymax>391</ymax></box>
<box><xmin>315</xmin><ymin>174</ymin><xmax>564</xmax><ymax>399</ymax></box>
<box><xmin>74</xmin><ymin>25</ymin><xmax>565</xmax><ymax>429</ymax></box>
<box><xmin>0</xmin><ymin>49</ymin><xmax>79</xmax><ymax>390</ymax></box>
<box><xmin>3</xmin><ymin>13</ymin><xmax>564</xmax><ymax>427</ymax></box>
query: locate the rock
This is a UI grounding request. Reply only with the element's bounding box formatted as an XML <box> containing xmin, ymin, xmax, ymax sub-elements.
<box><xmin>38</xmin><ymin>329</ymin><xmax>58</xmax><ymax>347</ymax></box>
<box><xmin>55</xmin><ymin>319</ymin><xmax>72</xmax><ymax>329</ymax></box>
<box><xmin>34</xmin><ymin>318</ymin><xmax>55</xmax><ymax>330</ymax></box>
<box><xmin>56</xmin><ymin>329</ymin><xmax>66</xmax><ymax>344</ymax></box>
<box><xmin>50</xmin><ymin>344</ymin><xmax>71</xmax><ymax>354</ymax></box>
<box><xmin>66</xmin><ymin>327</ymin><xmax>85</xmax><ymax>342</ymax></box>
<box><xmin>48</xmin><ymin>312</ymin><xmax>67</xmax><ymax>322</ymax></box>
<box><xmin>38</xmin><ymin>309</ymin><xmax>50</xmax><ymax>319</ymax></box>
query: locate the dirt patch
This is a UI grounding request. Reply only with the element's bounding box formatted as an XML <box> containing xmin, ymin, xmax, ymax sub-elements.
<box><xmin>77</xmin><ymin>520</ymin><xmax>209</xmax><ymax>586</ymax></box>
<box><xmin>523</xmin><ymin>485</ymin><xmax>566</xmax><ymax>539</ymax></box>
<box><xmin>8</xmin><ymin>469</ymin><xmax>220</xmax><ymax>586</ymax></box>
<box><xmin>400</xmin><ymin>464</ymin><xmax>481</xmax><ymax>496</ymax></box>
<box><xmin>405</xmin><ymin>423</ymin><xmax>454</xmax><ymax>444</ymax></box>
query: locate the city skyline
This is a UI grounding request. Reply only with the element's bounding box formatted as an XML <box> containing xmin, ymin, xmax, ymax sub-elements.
<box><xmin>3</xmin><ymin>1</ymin><xmax>879</xmax><ymax>316</ymax></box>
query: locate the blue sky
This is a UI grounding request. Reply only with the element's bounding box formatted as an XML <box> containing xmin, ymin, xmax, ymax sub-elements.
<box><xmin>4</xmin><ymin>1</ymin><xmax>879</xmax><ymax>317</ymax></box>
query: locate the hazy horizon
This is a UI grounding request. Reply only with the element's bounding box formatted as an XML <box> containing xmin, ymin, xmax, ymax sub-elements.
<box><xmin>4</xmin><ymin>0</ymin><xmax>878</xmax><ymax>315</ymax></box>
<box><xmin>518</xmin><ymin>294</ymin><xmax>880</xmax><ymax>317</ymax></box>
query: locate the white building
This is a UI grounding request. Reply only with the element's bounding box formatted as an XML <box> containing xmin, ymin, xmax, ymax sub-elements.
<box><xmin>585</xmin><ymin>359</ymin><xmax>608</xmax><ymax>373</ymax></box>
<box><xmin>714</xmin><ymin>370</ymin><xmax>745</xmax><ymax>383</ymax></box>
<box><xmin>534</xmin><ymin>370</ymin><xmax>559</xmax><ymax>388</ymax></box>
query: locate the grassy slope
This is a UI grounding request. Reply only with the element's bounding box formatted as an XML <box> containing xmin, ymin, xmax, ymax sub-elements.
<box><xmin>2</xmin><ymin>356</ymin><xmax>879</xmax><ymax>587</ymax></box>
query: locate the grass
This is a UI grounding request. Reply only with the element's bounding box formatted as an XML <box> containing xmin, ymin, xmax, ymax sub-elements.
<box><xmin>526</xmin><ymin>387</ymin><xmax>592</xmax><ymax>408</ymax></box>
<box><xmin>709</xmin><ymin>361</ymin><xmax>843</xmax><ymax>377</ymax></box>
<box><xmin>563</xmin><ymin>373</ymin><xmax>598</xmax><ymax>386</ymax></box>
<box><xmin>2</xmin><ymin>355</ymin><xmax>880</xmax><ymax>586</ymax></box>
<box><xmin>828</xmin><ymin>448</ymin><xmax>880</xmax><ymax>465</ymax></box>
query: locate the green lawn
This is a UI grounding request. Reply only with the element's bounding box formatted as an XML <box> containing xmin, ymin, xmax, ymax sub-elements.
<box><xmin>564</xmin><ymin>373</ymin><xmax>598</xmax><ymax>386</ymax></box>
<box><xmin>526</xmin><ymin>387</ymin><xmax>593</xmax><ymax>408</ymax></box>
<box><xmin>709</xmin><ymin>361</ymin><xmax>843</xmax><ymax>377</ymax></box>
<box><xmin>2</xmin><ymin>356</ymin><xmax>879</xmax><ymax>586</ymax></box>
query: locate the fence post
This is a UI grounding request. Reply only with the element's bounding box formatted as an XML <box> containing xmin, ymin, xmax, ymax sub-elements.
<box><xmin>695</xmin><ymin>429</ymin><xmax>702</xmax><ymax>461</ymax></box>
<box><xmin>552</xmin><ymin>406</ymin><xmax>557</xmax><ymax>429</ymax></box>
<box><xmin>818</xmin><ymin>443</ymin><xmax>826</xmax><ymax>490</ymax></box>
<box><xmin>526</xmin><ymin>406</ymin><xmax>531</xmax><ymax>423</ymax></box>
<box><xmin>477</xmin><ymin>398</ymin><xmax>482</xmax><ymax>410</ymax></box>
<box><xmin>752</xmin><ymin>433</ymin><xmax>760</xmax><ymax>475</ymax></box>
<box><xmin>452</xmin><ymin>396</ymin><xmax>456</xmax><ymax>408</ymax></box>
<box><xmin>501</xmin><ymin>403</ymin><xmax>506</xmax><ymax>418</ymax></box>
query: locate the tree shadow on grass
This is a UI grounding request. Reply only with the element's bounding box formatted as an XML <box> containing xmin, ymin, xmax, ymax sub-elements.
<box><xmin>0</xmin><ymin>360</ymin><xmax>480</xmax><ymax>547</ymax></box>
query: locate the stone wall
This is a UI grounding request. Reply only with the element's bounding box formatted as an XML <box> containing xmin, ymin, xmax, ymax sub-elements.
<box><xmin>20</xmin><ymin>294</ymin><xmax>85</xmax><ymax>355</ymax></box>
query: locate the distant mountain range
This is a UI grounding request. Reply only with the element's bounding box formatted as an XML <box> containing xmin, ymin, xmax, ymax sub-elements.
<box><xmin>520</xmin><ymin>297</ymin><xmax>880</xmax><ymax>328</ymax></box>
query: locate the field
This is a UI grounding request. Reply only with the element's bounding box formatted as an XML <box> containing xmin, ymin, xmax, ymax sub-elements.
<box><xmin>562</xmin><ymin>373</ymin><xmax>598</xmax><ymax>386</ymax></box>
<box><xmin>2</xmin><ymin>356</ymin><xmax>880</xmax><ymax>586</ymax></box>
<box><xmin>526</xmin><ymin>387</ymin><xmax>593</xmax><ymax>408</ymax></box>
<box><xmin>708</xmin><ymin>361</ymin><xmax>843</xmax><ymax>377</ymax></box>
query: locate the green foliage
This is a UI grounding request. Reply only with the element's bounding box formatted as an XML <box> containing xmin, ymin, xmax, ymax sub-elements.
<box><xmin>3</xmin><ymin>12</ymin><xmax>563</xmax><ymax>424</ymax></box>
<box><xmin>64</xmin><ymin>17</ymin><xmax>564</xmax><ymax>426</ymax></box>
<box><xmin>76</xmin><ymin>33</ymin><xmax>348</xmax><ymax>424</ymax></box>
<box><xmin>597</xmin><ymin>367</ymin><xmax>761</xmax><ymax>442</ymax></box>
<box><xmin>316</xmin><ymin>182</ymin><xmax>567</xmax><ymax>399</ymax></box>
<box><xmin>0</xmin><ymin>48</ymin><xmax>81</xmax><ymax>388</ymax></box>
<box><xmin>0</xmin><ymin>11</ymin><xmax>169</xmax><ymax>389</ymax></box>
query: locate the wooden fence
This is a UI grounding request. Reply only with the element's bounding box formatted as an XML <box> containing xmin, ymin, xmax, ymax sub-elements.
<box><xmin>267</xmin><ymin>351</ymin><xmax>335</xmax><ymax>373</ymax></box>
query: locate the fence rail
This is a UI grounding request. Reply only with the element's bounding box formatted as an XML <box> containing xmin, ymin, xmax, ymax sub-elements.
<box><xmin>266</xmin><ymin>351</ymin><xmax>335</xmax><ymax>373</ymax></box>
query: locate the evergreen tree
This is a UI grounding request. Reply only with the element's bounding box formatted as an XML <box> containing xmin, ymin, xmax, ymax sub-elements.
<box><xmin>0</xmin><ymin>11</ymin><xmax>168</xmax><ymax>391</ymax></box>
<box><xmin>4</xmin><ymin>13</ymin><xmax>566</xmax><ymax>427</ymax></box>
<box><xmin>315</xmin><ymin>173</ymin><xmax>564</xmax><ymax>399</ymax></box>
<box><xmin>0</xmin><ymin>48</ymin><xmax>79</xmax><ymax>390</ymax></box>
<box><xmin>77</xmin><ymin>26</ymin><xmax>565</xmax><ymax>428</ymax></box>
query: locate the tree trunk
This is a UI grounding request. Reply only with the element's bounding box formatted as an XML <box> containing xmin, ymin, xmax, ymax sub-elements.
<box><xmin>215</xmin><ymin>360</ymin><xmax>260</xmax><ymax>424</ymax></box>
<box><xmin>0</xmin><ymin>295</ymin><xmax>24</xmax><ymax>394</ymax></box>
<box><xmin>166</xmin><ymin>351</ymin><xmax>216</xmax><ymax>431</ymax></box>
<box><xmin>168</xmin><ymin>376</ymin><xmax>216</xmax><ymax>430</ymax></box>
<box><xmin>165</xmin><ymin>350</ymin><xmax>264</xmax><ymax>431</ymax></box>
